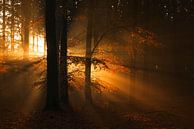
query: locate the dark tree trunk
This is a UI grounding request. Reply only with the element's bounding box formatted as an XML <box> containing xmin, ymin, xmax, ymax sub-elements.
<box><xmin>23</xmin><ymin>26</ymin><xmax>29</xmax><ymax>57</ymax></box>
<box><xmin>44</xmin><ymin>37</ymin><xmax>46</xmax><ymax>56</ymax></box>
<box><xmin>11</xmin><ymin>0</ymin><xmax>15</xmax><ymax>52</ymax></box>
<box><xmin>2</xmin><ymin>0</ymin><xmax>6</xmax><ymax>54</ymax></box>
<box><xmin>130</xmin><ymin>0</ymin><xmax>138</xmax><ymax>97</ymax></box>
<box><xmin>85</xmin><ymin>0</ymin><xmax>94</xmax><ymax>105</ymax></box>
<box><xmin>33</xmin><ymin>33</ymin><xmax>35</xmax><ymax>52</ymax></box>
<box><xmin>45</xmin><ymin>0</ymin><xmax>59</xmax><ymax>110</ymax></box>
<box><xmin>172</xmin><ymin>0</ymin><xmax>178</xmax><ymax>75</ymax></box>
<box><xmin>131</xmin><ymin>0</ymin><xmax>138</xmax><ymax>70</ymax></box>
<box><xmin>59</xmin><ymin>1</ymin><xmax>69</xmax><ymax>105</ymax></box>
<box><xmin>143</xmin><ymin>0</ymin><xmax>151</xmax><ymax>72</ymax></box>
<box><xmin>36</xmin><ymin>36</ymin><xmax>39</xmax><ymax>51</ymax></box>
<box><xmin>22</xmin><ymin>0</ymin><xmax>30</xmax><ymax>58</ymax></box>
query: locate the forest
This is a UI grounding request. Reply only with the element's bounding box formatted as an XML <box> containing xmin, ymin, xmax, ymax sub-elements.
<box><xmin>0</xmin><ymin>0</ymin><xmax>194</xmax><ymax>129</ymax></box>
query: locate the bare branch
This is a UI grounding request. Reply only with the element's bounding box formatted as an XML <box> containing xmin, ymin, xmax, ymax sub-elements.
<box><xmin>91</xmin><ymin>25</ymin><xmax>132</xmax><ymax>56</ymax></box>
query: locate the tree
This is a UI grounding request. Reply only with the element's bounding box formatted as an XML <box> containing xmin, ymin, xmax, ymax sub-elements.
<box><xmin>85</xmin><ymin>0</ymin><xmax>94</xmax><ymax>104</ymax></box>
<box><xmin>22</xmin><ymin>0</ymin><xmax>30</xmax><ymax>58</ymax></box>
<box><xmin>45</xmin><ymin>0</ymin><xmax>59</xmax><ymax>109</ymax></box>
<box><xmin>11</xmin><ymin>0</ymin><xmax>15</xmax><ymax>51</ymax></box>
<box><xmin>0</xmin><ymin>0</ymin><xmax>23</xmax><ymax>55</ymax></box>
<box><xmin>2</xmin><ymin>0</ymin><xmax>6</xmax><ymax>54</ymax></box>
<box><xmin>59</xmin><ymin>0</ymin><xmax>69</xmax><ymax>105</ymax></box>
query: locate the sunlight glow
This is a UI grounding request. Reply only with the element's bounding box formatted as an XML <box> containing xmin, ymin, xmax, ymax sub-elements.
<box><xmin>29</xmin><ymin>34</ymin><xmax>46</xmax><ymax>57</ymax></box>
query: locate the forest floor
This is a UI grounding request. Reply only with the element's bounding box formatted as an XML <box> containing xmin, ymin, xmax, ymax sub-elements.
<box><xmin>0</xmin><ymin>57</ymin><xmax>194</xmax><ymax>129</ymax></box>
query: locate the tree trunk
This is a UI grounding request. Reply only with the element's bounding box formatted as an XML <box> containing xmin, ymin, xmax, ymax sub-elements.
<box><xmin>131</xmin><ymin>0</ymin><xmax>138</xmax><ymax>70</ymax></box>
<box><xmin>33</xmin><ymin>33</ymin><xmax>35</xmax><ymax>52</ymax></box>
<box><xmin>44</xmin><ymin>37</ymin><xmax>46</xmax><ymax>56</ymax></box>
<box><xmin>11</xmin><ymin>0</ymin><xmax>15</xmax><ymax>52</ymax></box>
<box><xmin>59</xmin><ymin>1</ymin><xmax>69</xmax><ymax>105</ymax></box>
<box><xmin>130</xmin><ymin>0</ymin><xmax>138</xmax><ymax>99</ymax></box>
<box><xmin>36</xmin><ymin>36</ymin><xmax>39</xmax><ymax>52</ymax></box>
<box><xmin>85</xmin><ymin>0</ymin><xmax>94</xmax><ymax>105</ymax></box>
<box><xmin>2</xmin><ymin>0</ymin><xmax>6</xmax><ymax>54</ymax></box>
<box><xmin>45</xmin><ymin>0</ymin><xmax>59</xmax><ymax>110</ymax></box>
<box><xmin>143</xmin><ymin>0</ymin><xmax>151</xmax><ymax>73</ymax></box>
<box><xmin>22</xmin><ymin>0</ymin><xmax>30</xmax><ymax>58</ymax></box>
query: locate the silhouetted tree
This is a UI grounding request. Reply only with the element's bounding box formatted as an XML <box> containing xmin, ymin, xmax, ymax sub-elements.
<box><xmin>2</xmin><ymin>0</ymin><xmax>6</xmax><ymax>54</ymax></box>
<box><xmin>22</xmin><ymin>0</ymin><xmax>30</xmax><ymax>57</ymax></box>
<box><xmin>59</xmin><ymin>0</ymin><xmax>69</xmax><ymax>105</ymax></box>
<box><xmin>85</xmin><ymin>0</ymin><xmax>94</xmax><ymax>104</ymax></box>
<box><xmin>45</xmin><ymin>0</ymin><xmax>59</xmax><ymax>109</ymax></box>
<box><xmin>11</xmin><ymin>0</ymin><xmax>15</xmax><ymax>51</ymax></box>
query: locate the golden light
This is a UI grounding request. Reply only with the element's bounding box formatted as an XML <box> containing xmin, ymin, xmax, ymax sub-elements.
<box><xmin>29</xmin><ymin>34</ymin><xmax>46</xmax><ymax>57</ymax></box>
<box><xmin>14</xmin><ymin>34</ymin><xmax>21</xmax><ymax>41</ymax></box>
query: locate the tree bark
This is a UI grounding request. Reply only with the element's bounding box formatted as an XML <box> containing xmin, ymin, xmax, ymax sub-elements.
<box><xmin>59</xmin><ymin>1</ymin><xmax>69</xmax><ymax>105</ymax></box>
<box><xmin>11</xmin><ymin>0</ymin><xmax>15</xmax><ymax>52</ymax></box>
<box><xmin>45</xmin><ymin>0</ymin><xmax>59</xmax><ymax>110</ymax></box>
<box><xmin>22</xmin><ymin>0</ymin><xmax>30</xmax><ymax>58</ymax></box>
<box><xmin>2</xmin><ymin>0</ymin><xmax>6</xmax><ymax>54</ymax></box>
<box><xmin>85</xmin><ymin>0</ymin><xmax>94</xmax><ymax>105</ymax></box>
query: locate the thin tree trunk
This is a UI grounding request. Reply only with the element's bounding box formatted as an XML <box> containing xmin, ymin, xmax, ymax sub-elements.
<box><xmin>33</xmin><ymin>33</ymin><xmax>35</xmax><ymax>52</ymax></box>
<box><xmin>22</xmin><ymin>0</ymin><xmax>30</xmax><ymax>58</ymax></box>
<box><xmin>2</xmin><ymin>0</ymin><xmax>6</xmax><ymax>54</ymax></box>
<box><xmin>45</xmin><ymin>0</ymin><xmax>59</xmax><ymax>110</ymax></box>
<box><xmin>36</xmin><ymin>35</ymin><xmax>39</xmax><ymax>52</ymax></box>
<box><xmin>143</xmin><ymin>0</ymin><xmax>151</xmax><ymax>73</ymax></box>
<box><xmin>44</xmin><ymin>37</ymin><xmax>46</xmax><ymax>56</ymax></box>
<box><xmin>11</xmin><ymin>0</ymin><xmax>15</xmax><ymax>52</ymax></box>
<box><xmin>85</xmin><ymin>0</ymin><xmax>94</xmax><ymax>105</ymax></box>
<box><xmin>131</xmin><ymin>0</ymin><xmax>138</xmax><ymax>70</ymax></box>
<box><xmin>129</xmin><ymin>0</ymin><xmax>138</xmax><ymax>100</ymax></box>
